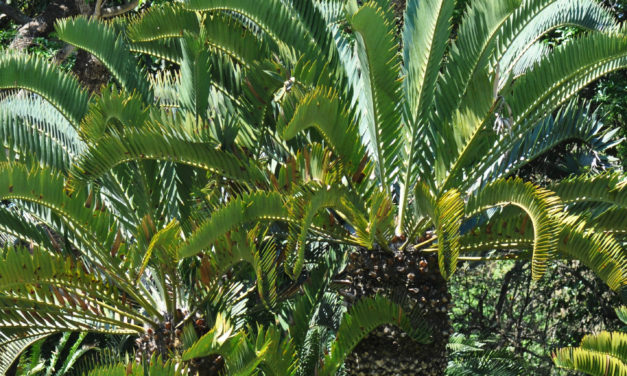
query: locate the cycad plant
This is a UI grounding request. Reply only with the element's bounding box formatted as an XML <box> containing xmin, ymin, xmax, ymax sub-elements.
<box><xmin>122</xmin><ymin>0</ymin><xmax>626</xmax><ymax>373</ymax></box>
<box><xmin>0</xmin><ymin>0</ymin><xmax>627</xmax><ymax>375</ymax></box>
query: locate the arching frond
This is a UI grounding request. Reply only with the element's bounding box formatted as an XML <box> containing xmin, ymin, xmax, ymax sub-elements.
<box><xmin>497</xmin><ymin>0</ymin><xmax>618</xmax><ymax>85</ymax></box>
<box><xmin>79</xmin><ymin>86</ymin><xmax>149</xmax><ymax>144</ymax></box>
<box><xmin>200</xmin><ymin>14</ymin><xmax>270</xmax><ymax>68</ymax></box>
<box><xmin>0</xmin><ymin>330</ymin><xmax>54</xmax><ymax>376</ymax></box>
<box><xmin>0</xmin><ymin>206</ymin><xmax>55</xmax><ymax>250</ymax></box>
<box><xmin>466</xmin><ymin>178</ymin><xmax>563</xmax><ymax>279</ymax></box>
<box><xmin>559</xmin><ymin>216</ymin><xmax>627</xmax><ymax>292</ymax></box>
<box><xmin>0</xmin><ymin>164</ymin><xmax>118</xmax><ymax>265</ymax></box>
<box><xmin>550</xmin><ymin>172</ymin><xmax>626</xmax><ymax>207</ymax></box>
<box><xmin>553</xmin><ymin>331</ymin><xmax>627</xmax><ymax>376</ymax></box>
<box><xmin>463</xmin><ymin>102</ymin><xmax>616</xmax><ymax>190</ymax></box>
<box><xmin>178</xmin><ymin>192</ymin><xmax>288</xmax><ymax>258</ymax></box>
<box><xmin>126</xmin><ymin>3</ymin><xmax>199</xmax><ymax>42</ymax></box>
<box><xmin>0</xmin><ymin>248</ymin><xmax>148</xmax><ymax>337</ymax></box>
<box><xmin>507</xmin><ymin>27</ymin><xmax>627</xmax><ymax>129</ymax></box>
<box><xmin>55</xmin><ymin>17</ymin><xmax>151</xmax><ymax>102</ymax></box>
<box><xmin>0</xmin><ymin>54</ymin><xmax>89</xmax><ymax>128</ymax></box>
<box><xmin>183</xmin><ymin>0</ymin><xmax>313</xmax><ymax>56</ymax></box>
<box><xmin>66</xmin><ymin>128</ymin><xmax>265</xmax><ymax>192</ymax></box>
<box><xmin>0</xmin><ymin>94</ymin><xmax>83</xmax><ymax>171</ymax></box>
<box><xmin>319</xmin><ymin>295</ymin><xmax>430</xmax><ymax>376</ymax></box>
<box><xmin>279</xmin><ymin>87</ymin><xmax>364</xmax><ymax>173</ymax></box>
<box><xmin>459</xmin><ymin>211</ymin><xmax>627</xmax><ymax>291</ymax></box>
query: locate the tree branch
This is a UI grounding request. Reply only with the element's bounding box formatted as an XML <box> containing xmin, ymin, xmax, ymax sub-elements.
<box><xmin>101</xmin><ymin>0</ymin><xmax>137</xmax><ymax>18</ymax></box>
<box><xmin>0</xmin><ymin>1</ymin><xmax>30</xmax><ymax>24</ymax></box>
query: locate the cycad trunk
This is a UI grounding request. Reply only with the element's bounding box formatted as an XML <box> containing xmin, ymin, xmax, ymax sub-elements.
<box><xmin>342</xmin><ymin>245</ymin><xmax>451</xmax><ymax>375</ymax></box>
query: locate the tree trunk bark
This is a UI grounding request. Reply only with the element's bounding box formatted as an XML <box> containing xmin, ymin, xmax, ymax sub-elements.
<box><xmin>342</xmin><ymin>245</ymin><xmax>451</xmax><ymax>375</ymax></box>
<box><xmin>8</xmin><ymin>0</ymin><xmax>74</xmax><ymax>51</ymax></box>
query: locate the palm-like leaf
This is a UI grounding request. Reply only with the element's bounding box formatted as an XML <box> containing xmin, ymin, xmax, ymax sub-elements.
<box><xmin>349</xmin><ymin>1</ymin><xmax>403</xmax><ymax>189</ymax></box>
<box><xmin>0</xmin><ymin>54</ymin><xmax>89</xmax><ymax>128</ymax></box>
<box><xmin>55</xmin><ymin>17</ymin><xmax>151</xmax><ymax>102</ymax></box>
<box><xmin>553</xmin><ymin>331</ymin><xmax>627</xmax><ymax>376</ymax></box>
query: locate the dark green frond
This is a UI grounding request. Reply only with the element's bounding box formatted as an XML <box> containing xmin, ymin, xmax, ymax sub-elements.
<box><xmin>550</xmin><ymin>172</ymin><xmax>626</xmax><ymax>207</ymax></box>
<box><xmin>179</xmin><ymin>191</ymin><xmax>288</xmax><ymax>258</ymax></box>
<box><xmin>55</xmin><ymin>17</ymin><xmax>152</xmax><ymax>102</ymax></box>
<box><xmin>0</xmin><ymin>94</ymin><xmax>83</xmax><ymax>171</ymax></box>
<box><xmin>183</xmin><ymin>0</ymin><xmax>313</xmax><ymax>56</ymax></box>
<box><xmin>67</xmin><ymin>128</ymin><xmax>265</xmax><ymax>192</ymax></box>
<box><xmin>320</xmin><ymin>295</ymin><xmax>430</xmax><ymax>376</ymax></box>
<box><xmin>126</xmin><ymin>3</ymin><xmax>199</xmax><ymax>42</ymax></box>
<box><xmin>180</xmin><ymin>34</ymin><xmax>212</xmax><ymax>120</ymax></box>
<box><xmin>507</xmin><ymin>27</ymin><xmax>627</xmax><ymax>129</ymax></box>
<box><xmin>0</xmin><ymin>54</ymin><xmax>89</xmax><ymax>128</ymax></box>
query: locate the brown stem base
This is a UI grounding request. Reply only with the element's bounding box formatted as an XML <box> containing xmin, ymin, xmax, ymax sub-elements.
<box><xmin>342</xmin><ymin>246</ymin><xmax>451</xmax><ymax>375</ymax></box>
